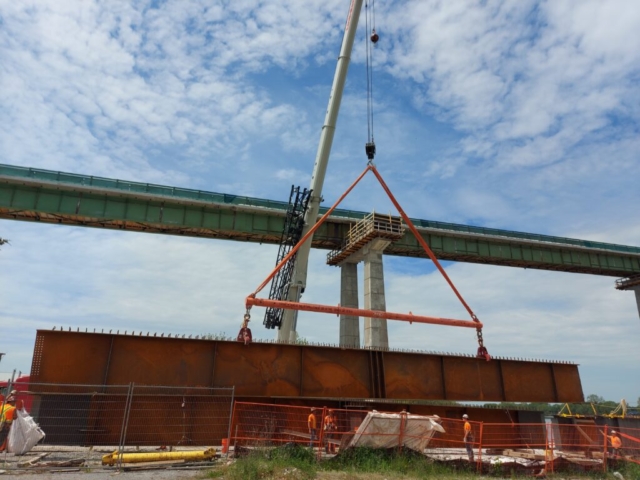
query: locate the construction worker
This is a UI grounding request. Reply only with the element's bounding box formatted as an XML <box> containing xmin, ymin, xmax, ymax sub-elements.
<box><xmin>608</xmin><ymin>430</ymin><xmax>622</xmax><ymax>458</ymax></box>
<box><xmin>463</xmin><ymin>414</ymin><xmax>474</xmax><ymax>462</ymax></box>
<box><xmin>308</xmin><ymin>408</ymin><xmax>318</xmax><ymax>448</ymax></box>
<box><xmin>0</xmin><ymin>396</ymin><xmax>16</xmax><ymax>452</ymax></box>
<box><xmin>323</xmin><ymin>409</ymin><xmax>337</xmax><ymax>454</ymax></box>
<box><xmin>236</xmin><ymin>314</ymin><xmax>252</xmax><ymax>345</ymax></box>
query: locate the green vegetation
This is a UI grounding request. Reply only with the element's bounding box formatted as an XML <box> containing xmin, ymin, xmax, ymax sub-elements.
<box><xmin>324</xmin><ymin>447</ymin><xmax>474</xmax><ymax>478</ymax></box>
<box><xmin>208</xmin><ymin>446</ymin><xmax>476</xmax><ymax>480</ymax></box>
<box><xmin>206</xmin><ymin>444</ymin><xmax>317</xmax><ymax>480</ymax></box>
<box><xmin>480</xmin><ymin>393</ymin><xmax>626</xmax><ymax>416</ymax></box>
<box><xmin>201</xmin><ymin>332</ymin><xmax>234</xmax><ymax>341</ymax></box>
<box><xmin>206</xmin><ymin>445</ymin><xmax>640</xmax><ymax>480</ymax></box>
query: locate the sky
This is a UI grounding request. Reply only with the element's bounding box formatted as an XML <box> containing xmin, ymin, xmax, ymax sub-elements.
<box><xmin>1</xmin><ymin>0</ymin><xmax>639</xmax><ymax>404</ymax></box>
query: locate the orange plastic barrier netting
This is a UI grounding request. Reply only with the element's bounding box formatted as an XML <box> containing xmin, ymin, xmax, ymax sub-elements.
<box><xmin>229</xmin><ymin>402</ymin><xmax>640</xmax><ymax>472</ymax></box>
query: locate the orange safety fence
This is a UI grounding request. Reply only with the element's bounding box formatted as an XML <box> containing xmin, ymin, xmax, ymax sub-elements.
<box><xmin>230</xmin><ymin>402</ymin><xmax>640</xmax><ymax>473</ymax></box>
<box><xmin>230</xmin><ymin>402</ymin><xmax>481</xmax><ymax>459</ymax></box>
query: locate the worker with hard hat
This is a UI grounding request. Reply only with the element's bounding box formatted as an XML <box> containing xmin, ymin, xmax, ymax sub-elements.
<box><xmin>308</xmin><ymin>408</ymin><xmax>318</xmax><ymax>448</ymax></box>
<box><xmin>608</xmin><ymin>430</ymin><xmax>622</xmax><ymax>458</ymax></box>
<box><xmin>0</xmin><ymin>395</ymin><xmax>16</xmax><ymax>452</ymax></box>
<box><xmin>323</xmin><ymin>409</ymin><xmax>337</xmax><ymax>454</ymax></box>
<box><xmin>462</xmin><ymin>414</ymin><xmax>474</xmax><ymax>462</ymax></box>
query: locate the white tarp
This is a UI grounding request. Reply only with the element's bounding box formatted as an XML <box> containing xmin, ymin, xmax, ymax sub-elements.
<box><xmin>348</xmin><ymin>411</ymin><xmax>445</xmax><ymax>452</ymax></box>
<box><xmin>7</xmin><ymin>408</ymin><xmax>46</xmax><ymax>455</ymax></box>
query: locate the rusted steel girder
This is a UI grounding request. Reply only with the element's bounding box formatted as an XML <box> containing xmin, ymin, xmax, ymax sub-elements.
<box><xmin>30</xmin><ymin>330</ymin><xmax>583</xmax><ymax>403</ymax></box>
<box><xmin>246</xmin><ymin>297</ymin><xmax>482</xmax><ymax>329</ymax></box>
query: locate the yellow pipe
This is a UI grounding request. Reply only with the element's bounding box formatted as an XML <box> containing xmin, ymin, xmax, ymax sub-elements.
<box><xmin>102</xmin><ymin>448</ymin><xmax>217</xmax><ymax>466</ymax></box>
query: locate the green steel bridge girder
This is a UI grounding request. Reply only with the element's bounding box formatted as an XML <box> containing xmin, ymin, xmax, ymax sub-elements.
<box><xmin>1</xmin><ymin>167</ymin><xmax>640</xmax><ymax>279</ymax></box>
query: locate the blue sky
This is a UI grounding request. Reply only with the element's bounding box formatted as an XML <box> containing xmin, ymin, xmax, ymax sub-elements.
<box><xmin>1</xmin><ymin>0</ymin><xmax>639</xmax><ymax>404</ymax></box>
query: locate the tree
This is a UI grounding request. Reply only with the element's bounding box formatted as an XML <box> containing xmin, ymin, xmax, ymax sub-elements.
<box><xmin>586</xmin><ymin>394</ymin><xmax>605</xmax><ymax>404</ymax></box>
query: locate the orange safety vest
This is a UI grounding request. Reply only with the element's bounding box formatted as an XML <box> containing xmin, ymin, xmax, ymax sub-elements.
<box><xmin>324</xmin><ymin>415</ymin><xmax>335</xmax><ymax>430</ymax></box>
<box><xmin>308</xmin><ymin>413</ymin><xmax>317</xmax><ymax>429</ymax></box>
<box><xmin>0</xmin><ymin>404</ymin><xmax>15</xmax><ymax>424</ymax></box>
<box><xmin>610</xmin><ymin>435</ymin><xmax>622</xmax><ymax>448</ymax></box>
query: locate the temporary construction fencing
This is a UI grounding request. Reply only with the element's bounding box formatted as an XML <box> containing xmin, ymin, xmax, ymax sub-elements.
<box><xmin>22</xmin><ymin>383</ymin><xmax>234</xmax><ymax>447</ymax></box>
<box><xmin>230</xmin><ymin>402</ymin><xmax>480</xmax><ymax>455</ymax></box>
<box><xmin>230</xmin><ymin>401</ymin><xmax>640</xmax><ymax>473</ymax></box>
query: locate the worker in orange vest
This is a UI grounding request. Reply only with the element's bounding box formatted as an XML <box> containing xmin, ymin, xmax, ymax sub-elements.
<box><xmin>463</xmin><ymin>414</ymin><xmax>474</xmax><ymax>462</ymax></box>
<box><xmin>323</xmin><ymin>409</ymin><xmax>337</xmax><ymax>454</ymax></box>
<box><xmin>0</xmin><ymin>396</ymin><xmax>16</xmax><ymax>452</ymax></box>
<box><xmin>308</xmin><ymin>408</ymin><xmax>318</xmax><ymax>448</ymax></box>
<box><xmin>608</xmin><ymin>430</ymin><xmax>622</xmax><ymax>458</ymax></box>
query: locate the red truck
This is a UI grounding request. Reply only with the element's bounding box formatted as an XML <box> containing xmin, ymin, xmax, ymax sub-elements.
<box><xmin>0</xmin><ymin>375</ymin><xmax>32</xmax><ymax>412</ymax></box>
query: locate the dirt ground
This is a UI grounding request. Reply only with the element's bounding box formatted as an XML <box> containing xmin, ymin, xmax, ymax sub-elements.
<box><xmin>0</xmin><ymin>445</ymin><xmax>221</xmax><ymax>479</ymax></box>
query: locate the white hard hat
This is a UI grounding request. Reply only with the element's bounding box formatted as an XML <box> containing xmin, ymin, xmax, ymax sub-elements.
<box><xmin>611</xmin><ymin>430</ymin><xmax>617</xmax><ymax>434</ymax></box>
<box><xmin>462</xmin><ymin>414</ymin><xmax>469</xmax><ymax>419</ymax></box>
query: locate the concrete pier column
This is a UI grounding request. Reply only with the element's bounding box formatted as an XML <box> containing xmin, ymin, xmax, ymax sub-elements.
<box><xmin>339</xmin><ymin>262</ymin><xmax>360</xmax><ymax>347</ymax></box>
<box><xmin>633</xmin><ymin>286</ymin><xmax>640</xmax><ymax>320</ymax></box>
<box><xmin>363</xmin><ymin>240</ymin><xmax>390</xmax><ymax>348</ymax></box>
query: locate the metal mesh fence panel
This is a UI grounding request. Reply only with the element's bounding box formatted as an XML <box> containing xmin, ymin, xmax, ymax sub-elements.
<box><xmin>21</xmin><ymin>383</ymin><xmax>233</xmax><ymax>447</ymax></box>
<box><xmin>26</xmin><ymin>383</ymin><xmax>130</xmax><ymax>445</ymax></box>
<box><xmin>123</xmin><ymin>385</ymin><xmax>234</xmax><ymax>447</ymax></box>
<box><xmin>615</xmin><ymin>425</ymin><xmax>640</xmax><ymax>464</ymax></box>
<box><xmin>231</xmin><ymin>403</ymin><xmax>459</xmax><ymax>455</ymax></box>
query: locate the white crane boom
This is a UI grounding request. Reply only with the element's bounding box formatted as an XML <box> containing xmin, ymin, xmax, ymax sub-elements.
<box><xmin>278</xmin><ymin>0</ymin><xmax>365</xmax><ymax>342</ymax></box>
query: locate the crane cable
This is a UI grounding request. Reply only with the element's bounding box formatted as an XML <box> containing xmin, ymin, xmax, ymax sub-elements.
<box><xmin>362</xmin><ymin>2</ymin><xmax>489</xmax><ymax>360</ymax></box>
<box><xmin>364</xmin><ymin>0</ymin><xmax>377</xmax><ymax>161</ymax></box>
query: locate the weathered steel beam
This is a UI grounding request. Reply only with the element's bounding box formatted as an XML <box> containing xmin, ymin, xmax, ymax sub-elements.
<box><xmin>30</xmin><ymin>330</ymin><xmax>584</xmax><ymax>403</ymax></box>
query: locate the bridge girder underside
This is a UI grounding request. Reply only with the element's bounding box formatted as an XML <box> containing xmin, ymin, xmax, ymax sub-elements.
<box><xmin>2</xmin><ymin>202</ymin><xmax>639</xmax><ymax>278</ymax></box>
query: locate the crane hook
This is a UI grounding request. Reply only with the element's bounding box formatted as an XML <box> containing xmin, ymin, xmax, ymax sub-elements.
<box><xmin>370</xmin><ymin>29</ymin><xmax>379</xmax><ymax>44</ymax></box>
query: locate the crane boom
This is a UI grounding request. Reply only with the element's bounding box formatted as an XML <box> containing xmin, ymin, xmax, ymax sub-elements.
<box><xmin>278</xmin><ymin>0</ymin><xmax>365</xmax><ymax>342</ymax></box>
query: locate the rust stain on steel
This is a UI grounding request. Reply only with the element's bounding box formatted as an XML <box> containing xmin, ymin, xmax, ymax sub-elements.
<box><xmin>213</xmin><ymin>342</ymin><xmax>301</xmax><ymax>396</ymax></box>
<box><xmin>105</xmin><ymin>336</ymin><xmax>215</xmax><ymax>386</ymax></box>
<box><xmin>301</xmin><ymin>347</ymin><xmax>370</xmax><ymax>398</ymax></box>
<box><xmin>383</xmin><ymin>353</ymin><xmax>445</xmax><ymax>400</ymax></box>
<box><xmin>30</xmin><ymin>330</ymin><xmax>584</xmax><ymax>402</ymax></box>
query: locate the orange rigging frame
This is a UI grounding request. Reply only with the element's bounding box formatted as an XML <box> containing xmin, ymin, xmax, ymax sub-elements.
<box><xmin>245</xmin><ymin>164</ymin><xmax>490</xmax><ymax>359</ymax></box>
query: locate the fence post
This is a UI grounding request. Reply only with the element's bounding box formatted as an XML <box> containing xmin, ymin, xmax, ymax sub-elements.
<box><xmin>398</xmin><ymin>410</ymin><xmax>406</xmax><ymax>452</ymax></box>
<box><xmin>477</xmin><ymin>421</ymin><xmax>483</xmax><ymax>473</ymax></box>
<box><xmin>318</xmin><ymin>407</ymin><xmax>327</xmax><ymax>460</ymax></box>
<box><xmin>117</xmin><ymin>382</ymin><xmax>135</xmax><ymax>471</ymax></box>
<box><xmin>225</xmin><ymin>387</ymin><xmax>235</xmax><ymax>458</ymax></box>
<box><xmin>603</xmin><ymin>424</ymin><xmax>608</xmax><ymax>473</ymax></box>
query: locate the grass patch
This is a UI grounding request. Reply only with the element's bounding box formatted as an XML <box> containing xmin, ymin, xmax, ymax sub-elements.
<box><xmin>211</xmin><ymin>446</ymin><xmax>476</xmax><ymax>480</ymax></box>
<box><xmin>207</xmin><ymin>446</ymin><xmax>640</xmax><ymax>479</ymax></box>
<box><xmin>209</xmin><ymin>444</ymin><xmax>317</xmax><ymax>480</ymax></box>
<box><xmin>323</xmin><ymin>447</ymin><xmax>475</xmax><ymax>478</ymax></box>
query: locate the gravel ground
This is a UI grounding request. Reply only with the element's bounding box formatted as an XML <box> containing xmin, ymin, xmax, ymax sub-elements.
<box><xmin>0</xmin><ymin>445</ymin><xmax>223</xmax><ymax>479</ymax></box>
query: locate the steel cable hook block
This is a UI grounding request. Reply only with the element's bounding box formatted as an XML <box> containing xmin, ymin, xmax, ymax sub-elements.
<box><xmin>475</xmin><ymin>328</ymin><xmax>491</xmax><ymax>361</ymax></box>
<box><xmin>237</xmin><ymin>310</ymin><xmax>253</xmax><ymax>345</ymax></box>
<box><xmin>365</xmin><ymin>141</ymin><xmax>376</xmax><ymax>160</ymax></box>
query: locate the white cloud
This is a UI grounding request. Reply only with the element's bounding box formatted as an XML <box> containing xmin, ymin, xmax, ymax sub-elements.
<box><xmin>0</xmin><ymin>0</ymin><xmax>639</xmax><ymax>403</ymax></box>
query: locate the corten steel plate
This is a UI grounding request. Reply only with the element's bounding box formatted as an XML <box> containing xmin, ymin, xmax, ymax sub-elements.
<box><xmin>30</xmin><ymin>330</ymin><xmax>584</xmax><ymax>402</ymax></box>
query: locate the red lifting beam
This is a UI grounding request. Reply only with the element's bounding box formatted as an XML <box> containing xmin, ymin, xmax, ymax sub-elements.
<box><xmin>245</xmin><ymin>297</ymin><xmax>483</xmax><ymax>329</ymax></box>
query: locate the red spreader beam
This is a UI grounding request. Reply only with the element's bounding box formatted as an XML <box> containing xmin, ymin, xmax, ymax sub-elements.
<box><xmin>246</xmin><ymin>297</ymin><xmax>483</xmax><ymax>329</ymax></box>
